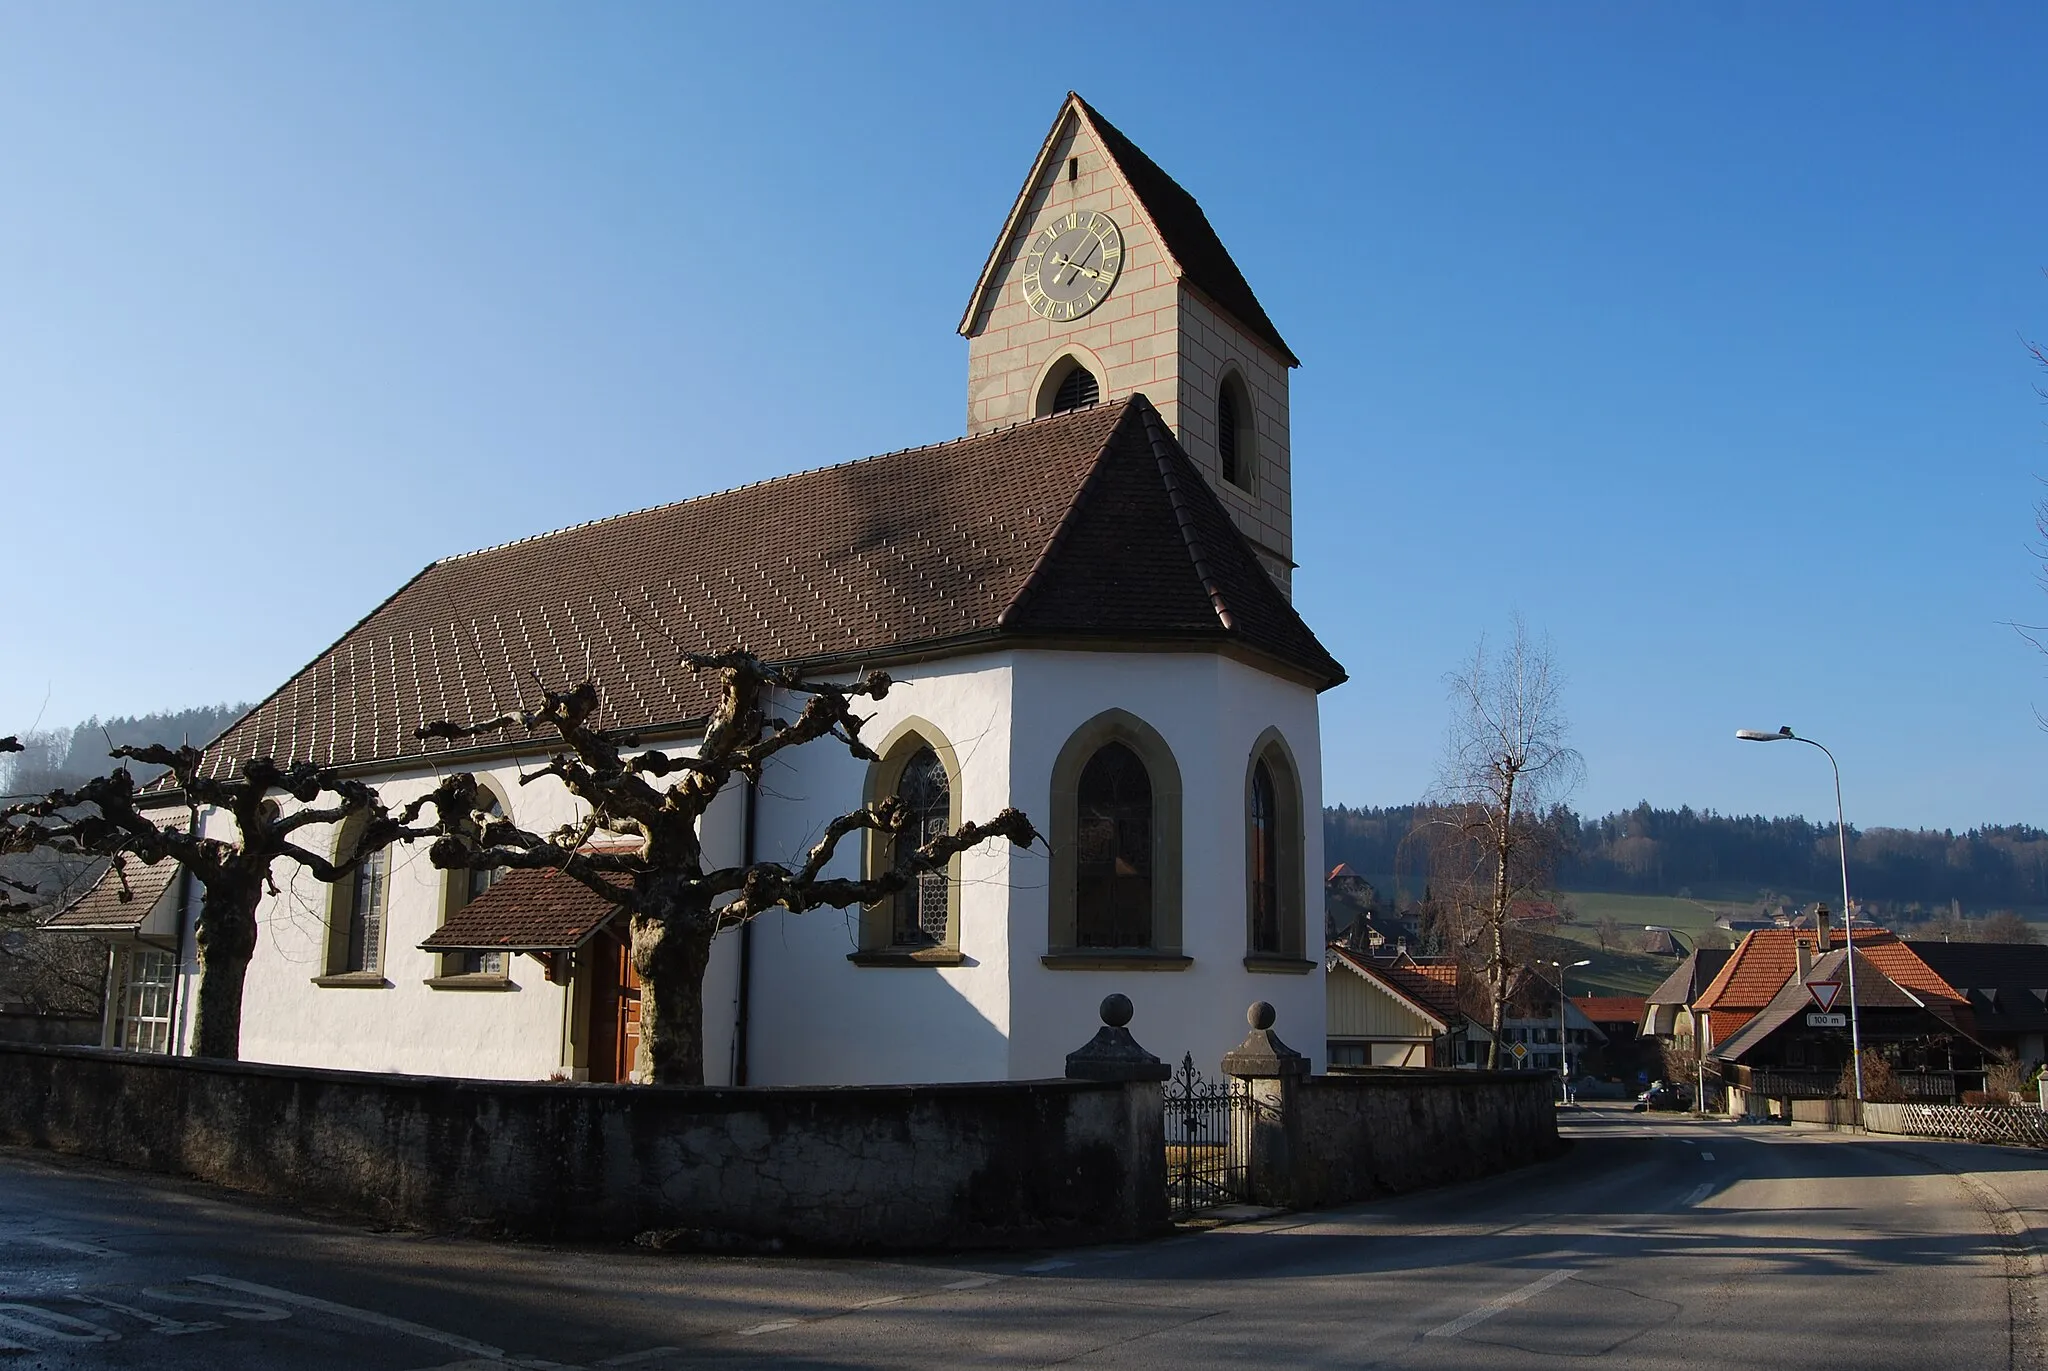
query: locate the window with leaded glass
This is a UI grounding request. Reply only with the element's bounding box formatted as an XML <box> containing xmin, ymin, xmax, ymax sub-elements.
<box><xmin>1075</xmin><ymin>742</ymin><xmax>1153</xmax><ymax>948</ymax></box>
<box><xmin>342</xmin><ymin>847</ymin><xmax>386</xmax><ymax>975</ymax></box>
<box><xmin>1219</xmin><ymin>386</ymin><xmax>1240</xmax><ymax>486</ymax></box>
<box><xmin>890</xmin><ymin>745</ymin><xmax>951</xmax><ymax>946</ymax></box>
<box><xmin>451</xmin><ymin>791</ymin><xmax>506</xmax><ymax>975</ymax></box>
<box><xmin>1249</xmin><ymin>758</ymin><xmax>1280</xmax><ymax>953</ymax></box>
<box><xmin>1051</xmin><ymin>363</ymin><xmax>1099</xmax><ymax>414</ymax></box>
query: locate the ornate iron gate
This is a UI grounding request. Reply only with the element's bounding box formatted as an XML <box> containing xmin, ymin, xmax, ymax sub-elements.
<box><xmin>1163</xmin><ymin>1052</ymin><xmax>1251</xmax><ymax>1218</ymax></box>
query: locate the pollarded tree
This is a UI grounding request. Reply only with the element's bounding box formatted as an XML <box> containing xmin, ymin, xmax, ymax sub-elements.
<box><xmin>415</xmin><ymin>651</ymin><xmax>1038</xmax><ymax>1086</ymax></box>
<box><xmin>0</xmin><ymin>743</ymin><xmax>440</xmax><ymax>1059</ymax></box>
<box><xmin>1426</xmin><ymin>620</ymin><xmax>1584</xmax><ymax>1069</ymax></box>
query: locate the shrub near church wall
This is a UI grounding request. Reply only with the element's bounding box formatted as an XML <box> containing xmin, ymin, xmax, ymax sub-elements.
<box><xmin>0</xmin><ymin>1043</ymin><xmax>1168</xmax><ymax>1250</ymax></box>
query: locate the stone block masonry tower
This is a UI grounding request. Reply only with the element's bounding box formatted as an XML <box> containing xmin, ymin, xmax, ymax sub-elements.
<box><xmin>958</xmin><ymin>93</ymin><xmax>1301</xmax><ymax>596</ymax></box>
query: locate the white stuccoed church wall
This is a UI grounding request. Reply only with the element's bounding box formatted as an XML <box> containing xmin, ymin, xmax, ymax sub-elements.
<box><xmin>1002</xmin><ymin>650</ymin><xmax>1326</xmax><ymax>1082</ymax></box>
<box><xmin>195</xmin><ymin>645</ymin><xmax>1323</xmax><ymax>1089</ymax></box>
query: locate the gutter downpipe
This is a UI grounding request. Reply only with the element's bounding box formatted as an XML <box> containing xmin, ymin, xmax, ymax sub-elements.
<box><xmin>732</xmin><ymin>773</ymin><xmax>758</xmax><ymax>1087</ymax></box>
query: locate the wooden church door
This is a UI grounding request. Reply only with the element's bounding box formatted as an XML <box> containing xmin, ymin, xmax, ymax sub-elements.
<box><xmin>588</xmin><ymin>933</ymin><xmax>641</xmax><ymax>1083</ymax></box>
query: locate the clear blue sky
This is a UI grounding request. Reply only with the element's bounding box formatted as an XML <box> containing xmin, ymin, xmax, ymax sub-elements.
<box><xmin>4</xmin><ymin>4</ymin><xmax>2044</xmax><ymax>833</ymax></box>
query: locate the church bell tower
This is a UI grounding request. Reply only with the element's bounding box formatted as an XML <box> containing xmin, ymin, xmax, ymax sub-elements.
<box><xmin>958</xmin><ymin>94</ymin><xmax>1301</xmax><ymax>597</ymax></box>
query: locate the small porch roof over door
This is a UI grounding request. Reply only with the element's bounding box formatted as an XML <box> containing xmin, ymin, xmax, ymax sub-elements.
<box><xmin>419</xmin><ymin>867</ymin><xmax>624</xmax><ymax>953</ymax></box>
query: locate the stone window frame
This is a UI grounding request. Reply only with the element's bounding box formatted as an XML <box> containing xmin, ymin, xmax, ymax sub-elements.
<box><xmin>1216</xmin><ymin>366</ymin><xmax>1257</xmax><ymax>494</ymax></box>
<box><xmin>849</xmin><ymin>716</ymin><xmax>967</xmax><ymax>968</ymax></box>
<box><xmin>1244</xmin><ymin>727</ymin><xmax>1312</xmax><ymax>973</ymax></box>
<box><xmin>314</xmin><ymin>811</ymin><xmax>392</xmax><ymax>988</ymax></box>
<box><xmin>1030</xmin><ymin>345</ymin><xmax>1108</xmax><ymax>419</ymax></box>
<box><xmin>1043</xmin><ymin>708</ymin><xmax>1188</xmax><ymax>971</ymax></box>
<box><xmin>427</xmin><ymin>778</ymin><xmax>517</xmax><ymax>988</ymax></box>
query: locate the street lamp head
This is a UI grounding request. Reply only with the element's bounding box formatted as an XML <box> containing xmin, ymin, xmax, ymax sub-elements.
<box><xmin>1736</xmin><ymin>727</ymin><xmax>1795</xmax><ymax>742</ymax></box>
<box><xmin>1570</xmin><ymin>959</ymin><xmax>1591</xmax><ymax>968</ymax></box>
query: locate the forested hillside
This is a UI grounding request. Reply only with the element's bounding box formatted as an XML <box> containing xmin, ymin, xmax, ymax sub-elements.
<box><xmin>1326</xmin><ymin>802</ymin><xmax>2048</xmax><ymax>914</ymax></box>
<box><xmin>1</xmin><ymin>703</ymin><xmax>251</xmax><ymax>795</ymax></box>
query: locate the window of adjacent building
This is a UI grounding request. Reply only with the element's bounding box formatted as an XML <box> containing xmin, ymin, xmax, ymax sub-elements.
<box><xmin>891</xmin><ymin>746</ymin><xmax>952</xmax><ymax>946</ymax></box>
<box><xmin>1217</xmin><ymin>372</ymin><xmax>1254</xmax><ymax>491</ymax></box>
<box><xmin>1075</xmin><ymin>743</ymin><xmax>1154</xmax><ymax>948</ymax></box>
<box><xmin>114</xmin><ymin>947</ymin><xmax>174</xmax><ymax>1053</ymax></box>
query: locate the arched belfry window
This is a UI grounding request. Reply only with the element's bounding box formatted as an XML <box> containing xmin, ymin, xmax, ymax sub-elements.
<box><xmin>1052</xmin><ymin>363</ymin><xmax>1099</xmax><ymax>414</ymax></box>
<box><xmin>1244</xmin><ymin>731</ymin><xmax>1307</xmax><ymax>969</ymax></box>
<box><xmin>853</xmin><ymin>720</ymin><xmax>967</xmax><ymax>965</ymax></box>
<box><xmin>1218</xmin><ymin>372</ymin><xmax>1254</xmax><ymax>491</ymax></box>
<box><xmin>892</xmin><ymin>745</ymin><xmax>952</xmax><ymax>946</ymax></box>
<box><xmin>1075</xmin><ymin>743</ymin><xmax>1153</xmax><ymax>948</ymax></box>
<box><xmin>1046</xmin><ymin>709</ymin><xmax>1186</xmax><ymax>967</ymax></box>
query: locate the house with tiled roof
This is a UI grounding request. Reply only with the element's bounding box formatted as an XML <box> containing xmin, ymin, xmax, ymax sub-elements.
<box><xmin>1907</xmin><ymin>941</ymin><xmax>2048</xmax><ymax>1070</ymax></box>
<box><xmin>1324</xmin><ymin>948</ymin><xmax>1490</xmax><ymax>1068</ymax></box>
<box><xmin>1690</xmin><ymin>915</ymin><xmax>1940</xmax><ymax>1054</ymax></box>
<box><xmin>84</xmin><ymin>94</ymin><xmax>1347</xmax><ymax>1087</ymax></box>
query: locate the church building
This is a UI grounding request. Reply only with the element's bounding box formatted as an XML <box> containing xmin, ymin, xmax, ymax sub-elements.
<box><xmin>80</xmin><ymin>93</ymin><xmax>1346</xmax><ymax>1085</ymax></box>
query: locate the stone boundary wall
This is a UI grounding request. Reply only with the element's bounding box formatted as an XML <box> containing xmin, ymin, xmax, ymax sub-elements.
<box><xmin>1277</xmin><ymin>1069</ymin><xmax>1561</xmax><ymax>1208</ymax></box>
<box><xmin>0</xmin><ymin>1044</ymin><xmax>1168</xmax><ymax>1251</ymax></box>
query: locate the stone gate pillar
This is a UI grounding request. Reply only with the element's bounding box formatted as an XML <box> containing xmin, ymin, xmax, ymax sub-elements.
<box><xmin>1224</xmin><ymin>1001</ymin><xmax>1309</xmax><ymax>1208</ymax></box>
<box><xmin>1066</xmin><ymin>993</ymin><xmax>1171</xmax><ymax>1235</ymax></box>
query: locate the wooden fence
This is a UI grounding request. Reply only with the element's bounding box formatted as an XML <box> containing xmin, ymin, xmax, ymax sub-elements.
<box><xmin>1862</xmin><ymin>1102</ymin><xmax>2048</xmax><ymax>1149</ymax></box>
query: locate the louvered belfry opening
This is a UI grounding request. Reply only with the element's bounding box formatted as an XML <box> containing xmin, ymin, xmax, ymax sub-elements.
<box><xmin>1052</xmin><ymin>363</ymin><xmax>1100</xmax><ymax>414</ymax></box>
<box><xmin>1218</xmin><ymin>386</ymin><xmax>1240</xmax><ymax>486</ymax></box>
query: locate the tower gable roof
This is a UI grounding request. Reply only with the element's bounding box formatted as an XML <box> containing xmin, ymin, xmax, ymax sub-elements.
<box><xmin>189</xmin><ymin>396</ymin><xmax>1343</xmax><ymax>781</ymax></box>
<box><xmin>958</xmin><ymin>93</ymin><xmax>1299</xmax><ymax>368</ymax></box>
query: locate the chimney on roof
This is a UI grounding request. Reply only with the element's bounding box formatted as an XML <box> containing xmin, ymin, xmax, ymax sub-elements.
<box><xmin>1796</xmin><ymin>937</ymin><xmax>1813</xmax><ymax>980</ymax></box>
<box><xmin>1814</xmin><ymin>904</ymin><xmax>1831</xmax><ymax>954</ymax></box>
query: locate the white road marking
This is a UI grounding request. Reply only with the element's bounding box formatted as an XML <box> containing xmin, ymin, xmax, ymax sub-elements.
<box><xmin>1701</xmin><ymin>1151</ymin><xmax>1716</xmax><ymax>1161</ymax></box>
<box><xmin>22</xmin><ymin>1233</ymin><xmax>126</xmax><ymax>1258</ymax></box>
<box><xmin>942</xmin><ymin>1276</ymin><xmax>1002</xmax><ymax>1290</ymax></box>
<box><xmin>735</xmin><ymin>1319</ymin><xmax>804</xmax><ymax>1337</ymax></box>
<box><xmin>1679</xmin><ymin>1183</ymin><xmax>1713</xmax><ymax>1207</ymax></box>
<box><xmin>0</xmin><ymin>1303</ymin><xmax>122</xmax><ymax>1344</ymax></box>
<box><xmin>851</xmin><ymin>1295</ymin><xmax>906</xmax><ymax>1310</ymax></box>
<box><xmin>1021</xmin><ymin>1259</ymin><xmax>1075</xmax><ymax>1273</ymax></box>
<box><xmin>190</xmin><ymin>1276</ymin><xmax>508</xmax><ymax>1361</ymax></box>
<box><xmin>1425</xmin><ymin>1268</ymin><xmax>1576</xmax><ymax>1338</ymax></box>
<box><xmin>70</xmin><ymin>1292</ymin><xmax>219</xmax><ymax>1335</ymax></box>
<box><xmin>597</xmin><ymin>1350</ymin><xmax>682</xmax><ymax>1367</ymax></box>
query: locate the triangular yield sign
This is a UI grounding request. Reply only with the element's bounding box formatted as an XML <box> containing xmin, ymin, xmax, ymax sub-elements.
<box><xmin>1808</xmin><ymin>981</ymin><xmax>1842</xmax><ymax>1012</ymax></box>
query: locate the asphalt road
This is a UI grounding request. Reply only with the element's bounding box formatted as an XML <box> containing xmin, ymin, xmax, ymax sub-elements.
<box><xmin>0</xmin><ymin>1105</ymin><xmax>2042</xmax><ymax>1369</ymax></box>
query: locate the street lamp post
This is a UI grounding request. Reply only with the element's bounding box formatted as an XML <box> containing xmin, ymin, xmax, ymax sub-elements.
<box><xmin>1540</xmin><ymin>956</ymin><xmax>1592</xmax><ymax>1103</ymax></box>
<box><xmin>1736</xmin><ymin>726</ymin><xmax>1864</xmax><ymax>1103</ymax></box>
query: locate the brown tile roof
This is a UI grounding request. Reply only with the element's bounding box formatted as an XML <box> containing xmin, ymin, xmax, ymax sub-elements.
<box><xmin>43</xmin><ymin>856</ymin><xmax>179</xmax><ymax>931</ymax></box>
<box><xmin>1645</xmin><ymin>948</ymin><xmax>1733</xmax><ymax>1007</ymax></box>
<box><xmin>188</xmin><ymin>396</ymin><xmax>1342</xmax><ymax>780</ymax></box>
<box><xmin>1908</xmin><ymin>941</ymin><xmax>2048</xmax><ymax>1032</ymax></box>
<box><xmin>959</xmin><ymin>94</ymin><xmax>1298</xmax><ymax>368</ymax></box>
<box><xmin>1695</xmin><ymin>927</ymin><xmax>1930</xmax><ymax>1014</ymax></box>
<box><xmin>419</xmin><ymin>868</ymin><xmax>625</xmax><ymax>952</ymax></box>
<box><xmin>1573</xmin><ymin>996</ymin><xmax>1646</xmax><ymax>1026</ymax></box>
<box><xmin>1073</xmin><ymin>97</ymin><xmax>1298</xmax><ymax>367</ymax></box>
<box><xmin>1329</xmin><ymin>947</ymin><xmax>1461</xmax><ymax>1026</ymax></box>
<box><xmin>1714</xmin><ymin>948</ymin><xmax>1978</xmax><ymax>1063</ymax></box>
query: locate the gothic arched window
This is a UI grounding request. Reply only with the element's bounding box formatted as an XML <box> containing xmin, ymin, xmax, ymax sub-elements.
<box><xmin>441</xmin><ymin>788</ymin><xmax>508</xmax><ymax>977</ymax></box>
<box><xmin>1075</xmin><ymin>742</ymin><xmax>1154</xmax><ymax>948</ymax></box>
<box><xmin>1218</xmin><ymin>372</ymin><xmax>1254</xmax><ymax>490</ymax></box>
<box><xmin>1249</xmin><ymin>758</ymin><xmax>1280</xmax><ymax>954</ymax></box>
<box><xmin>1052</xmin><ymin>363</ymin><xmax>1100</xmax><ymax>414</ymax></box>
<box><xmin>322</xmin><ymin>814</ymin><xmax>388</xmax><ymax>981</ymax></box>
<box><xmin>891</xmin><ymin>745</ymin><xmax>952</xmax><ymax>946</ymax></box>
<box><xmin>1219</xmin><ymin>386</ymin><xmax>1241</xmax><ymax>487</ymax></box>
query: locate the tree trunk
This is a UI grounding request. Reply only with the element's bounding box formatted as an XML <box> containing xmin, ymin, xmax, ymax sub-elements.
<box><xmin>191</xmin><ymin>877</ymin><xmax>261</xmax><ymax>1060</ymax></box>
<box><xmin>1485</xmin><ymin>778</ymin><xmax>1515</xmax><ymax>1071</ymax></box>
<box><xmin>631</xmin><ymin>898</ymin><xmax>714</xmax><ymax>1086</ymax></box>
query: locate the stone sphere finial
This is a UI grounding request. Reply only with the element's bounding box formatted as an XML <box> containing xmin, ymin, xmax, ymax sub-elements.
<box><xmin>1099</xmin><ymin>993</ymin><xmax>1134</xmax><ymax>1029</ymax></box>
<box><xmin>1248</xmin><ymin>1000</ymin><xmax>1276</xmax><ymax>1030</ymax></box>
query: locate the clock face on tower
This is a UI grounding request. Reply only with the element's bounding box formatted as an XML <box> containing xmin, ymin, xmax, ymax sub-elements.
<box><xmin>1021</xmin><ymin>210</ymin><xmax>1123</xmax><ymax>322</ymax></box>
